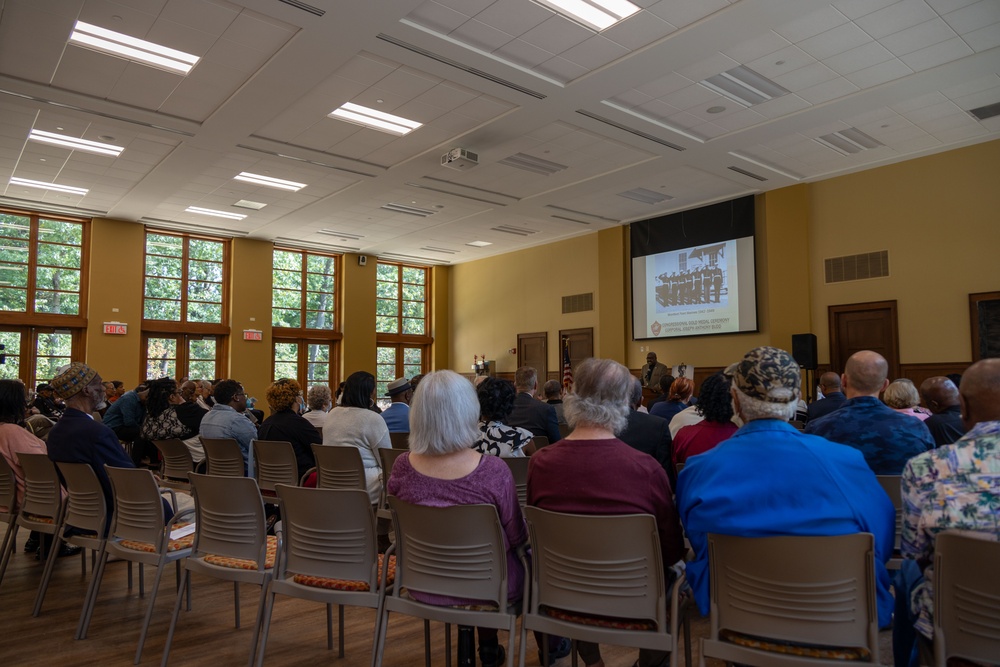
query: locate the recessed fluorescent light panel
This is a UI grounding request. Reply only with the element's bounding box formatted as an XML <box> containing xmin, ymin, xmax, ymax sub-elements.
<box><xmin>533</xmin><ymin>0</ymin><xmax>640</xmax><ymax>31</ymax></box>
<box><xmin>68</xmin><ymin>21</ymin><xmax>200</xmax><ymax>75</ymax></box>
<box><xmin>815</xmin><ymin>128</ymin><xmax>883</xmax><ymax>156</ymax></box>
<box><xmin>184</xmin><ymin>206</ymin><xmax>247</xmax><ymax>220</ymax></box>
<box><xmin>28</xmin><ymin>129</ymin><xmax>124</xmax><ymax>157</ymax></box>
<box><xmin>9</xmin><ymin>177</ymin><xmax>88</xmax><ymax>196</ymax></box>
<box><xmin>617</xmin><ymin>187</ymin><xmax>672</xmax><ymax>205</ymax></box>
<box><xmin>466</xmin><ymin>241</ymin><xmax>492</xmax><ymax>247</ymax></box>
<box><xmin>233</xmin><ymin>200</ymin><xmax>267</xmax><ymax>210</ymax></box>
<box><xmin>233</xmin><ymin>172</ymin><xmax>306</xmax><ymax>192</ymax></box>
<box><xmin>498</xmin><ymin>153</ymin><xmax>568</xmax><ymax>176</ymax></box>
<box><xmin>700</xmin><ymin>66</ymin><xmax>789</xmax><ymax>107</ymax></box>
<box><xmin>329</xmin><ymin>102</ymin><xmax>422</xmax><ymax>136</ymax></box>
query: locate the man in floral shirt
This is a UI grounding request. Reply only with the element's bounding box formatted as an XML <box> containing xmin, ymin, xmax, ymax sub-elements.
<box><xmin>894</xmin><ymin>358</ymin><xmax>1000</xmax><ymax>667</ymax></box>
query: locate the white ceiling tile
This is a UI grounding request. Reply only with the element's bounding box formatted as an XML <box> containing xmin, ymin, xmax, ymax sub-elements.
<box><xmin>934</xmin><ymin>124</ymin><xmax>989</xmax><ymax>142</ymax></box>
<box><xmin>603</xmin><ymin>13</ymin><xmax>676</xmax><ymax>51</ymax></box>
<box><xmin>824</xmin><ymin>41</ymin><xmax>894</xmax><ymax>75</ymax></box>
<box><xmin>942</xmin><ymin>73</ymin><xmax>1000</xmax><ymax>99</ymax></box>
<box><xmin>472</xmin><ymin>0</ymin><xmax>552</xmax><ymax>36</ymax></box>
<box><xmin>646</xmin><ymin>0</ymin><xmax>729</xmax><ymax>28</ymax></box>
<box><xmin>519</xmin><ymin>16</ymin><xmax>591</xmax><ymax>54</ymax></box>
<box><xmin>845</xmin><ymin>58</ymin><xmax>913</xmax><ymax>88</ymax></box>
<box><xmin>879</xmin><ymin>18</ymin><xmax>957</xmax><ymax>56</ymax></box>
<box><xmin>899</xmin><ymin>36</ymin><xmax>973</xmax><ymax>70</ymax></box>
<box><xmin>378</xmin><ymin>68</ymin><xmax>442</xmax><ymax>98</ymax></box>
<box><xmin>833</xmin><ymin>0</ymin><xmax>900</xmax><ymax>20</ymax></box>
<box><xmin>943</xmin><ymin>0</ymin><xmax>1000</xmax><ymax>35</ymax></box>
<box><xmin>676</xmin><ymin>52</ymin><xmax>741</xmax><ymax>82</ymax></box>
<box><xmin>906</xmin><ymin>100</ymin><xmax>963</xmax><ymax>122</ymax></box>
<box><xmin>952</xmin><ymin>88</ymin><xmax>1000</xmax><ymax>112</ymax></box>
<box><xmin>773</xmin><ymin>61</ymin><xmax>839</xmax><ymax>90</ymax></box>
<box><xmin>711</xmin><ymin>108</ymin><xmax>767</xmax><ymax>131</ymax></box>
<box><xmin>560</xmin><ymin>35</ymin><xmax>630</xmax><ymax>71</ymax></box>
<box><xmin>690</xmin><ymin>122</ymin><xmax>727</xmax><ymax>139</ymax></box>
<box><xmin>432</xmin><ymin>0</ymin><xmax>494</xmax><ymax>15</ymax></box>
<box><xmin>635</xmin><ymin>72</ymin><xmax>693</xmax><ymax>98</ymax></box>
<box><xmin>855</xmin><ymin>0</ymin><xmax>938</xmax><ymax>39</ymax></box>
<box><xmin>775</xmin><ymin>6</ymin><xmax>850</xmax><ymax>43</ymax></box>
<box><xmin>336</xmin><ymin>53</ymin><xmax>399</xmax><ymax>86</ymax></box>
<box><xmin>221</xmin><ymin>11</ymin><xmax>296</xmax><ymax>52</ymax></box>
<box><xmin>494</xmin><ymin>38</ymin><xmax>555</xmax><ymax>68</ymax></box>
<box><xmin>798</xmin><ymin>22</ymin><xmax>873</xmax><ymax>60</ymax></box>
<box><xmin>664</xmin><ymin>83</ymin><xmax>720</xmax><ymax>111</ymax></box>
<box><xmin>161</xmin><ymin>0</ymin><xmax>238</xmax><ymax>34</ymax></box>
<box><xmin>963</xmin><ymin>21</ymin><xmax>1000</xmax><ymax>50</ymax></box>
<box><xmin>753</xmin><ymin>94</ymin><xmax>811</xmax><ymax>119</ymax></box>
<box><xmin>409</xmin><ymin>1</ymin><xmax>470</xmax><ymax>33</ymax></box>
<box><xmin>202</xmin><ymin>37</ymin><xmax>272</xmax><ymax>74</ymax></box>
<box><xmin>608</xmin><ymin>89</ymin><xmax>653</xmax><ymax>109</ymax></box>
<box><xmin>746</xmin><ymin>45</ymin><xmax>816</xmax><ymax>80</ymax></box>
<box><xmin>635</xmin><ymin>99</ymin><xmax>681</xmax><ymax>120</ymax></box>
<box><xmin>145</xmin><ymin>19</ymin><xmax>217</xmax><ymax>56</ymax></box>
<box><xmin>52</xmin><ymin>48</ymin><xmax>128</xmax><ymax>99</ymax></box>
<box><xmin>797</xmin><ymin>76</ymin><xmax>861</xmax><ymax>104</ymax></box>
<box><xmin>451</xmin><ymin>18</ymin><xmax>515</xmax><ymax>51</ymax></box>
<box><xmin>926</xmin><ymin>0</ymin><xmax>979</xmax><ymax>12</ymax></box>
<box><xmin>414</xmin><ymin>83</ymin><xmax>479</xmax><ymax>111</ymax></box>
<box><xmin>892</xmin><ymin>91</ymin><xmax>948</xmax><ymax>112</ymax></box>
<box><xmin>0</xmin><ymin>3</ymin><xmax>73</xmax><ymax>82</ymax></box>
<box><xmin>723</xmin><ymin>31</ymin><xmax>792</xmax><ymax>64</ymax></box>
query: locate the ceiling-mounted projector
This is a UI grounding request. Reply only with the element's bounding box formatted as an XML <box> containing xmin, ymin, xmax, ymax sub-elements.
<box><xmin>441</xmin><ymin>147</ymin><xmax>478</xmax><ymax>170</ymax></box>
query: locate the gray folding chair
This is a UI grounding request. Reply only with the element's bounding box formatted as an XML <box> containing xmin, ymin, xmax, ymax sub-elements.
<box><xmin>876</xmin><ymin>475</ymin><xmax>903</xmax><ymax>570</ymax></box>
<box><xmin>933</xmin><ymin>531</ymin><xmax>1000</xmax><ymax>667</ymax></box>
<box><xmin>255</xmin><ymin>485</ymin><xmax>388</xmax><ymax>666</ymax></box>
<box><xmin>153</xmin><ymin>439</ymin><xmax>195</xmax><ymax>489</ymax></box>
<box><xmin>200</xmin><ymin>437</ymin><xmax>246</xmax><ymax>477</ymax></box>
<box><xmin>376</xmin><ymin>448</ymin><xmax>407</xmax><ymax>520</ymax></box>
<box><xmin>14</xmin><ymin>453</ymin><xmax>67</xmax><ymax>566</ymax></box>
<box><xmin>311</xmin><ymin>443</ymin><xmax>366</xmax><ymax>490</ymax></box>
<box><xmin>252</xmin><ymin>439</ymin><xmax>299</xmax><ymax>504</ymax></box>
<box><xmin>699</xmin><ymin>532</ymin><xmax>879</xmax><ymax>666</ymax></box>
<box><xmin>389</xmin><ymin>431</ymin><xmax>409</xmax><ymax>449</ymax></box>
<box><xmin>373</xmin><ymin>497</ymin><xmax>519</xmax><ymax>667</ymax></box>
<box><xmin>501</xmin><ymin>457</ymin><xmax>528</xmax><ymax>509</ymax></box>
<box><xmin>0</xmin><ymin>454</ymin><xmax>19</xmax><ymax>588</ymax></box>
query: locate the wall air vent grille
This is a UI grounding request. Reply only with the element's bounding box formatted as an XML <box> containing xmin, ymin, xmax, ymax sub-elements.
<box><xmin>969</xmin><ymin>101</ymin><xmax>1000</xmax><ymax>121</ymax></box>
<box><xmin>824</xmin><ymin>250</ymin><xmax>889</xmax><ymax>283</ymax></box>
<box><xmin>562</xmin><ymin>293</ymin><xmax>594</xmax><ymax>313</ymax></box>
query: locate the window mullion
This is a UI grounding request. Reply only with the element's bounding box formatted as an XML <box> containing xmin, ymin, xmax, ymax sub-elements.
<box><xmin>180</xmin><ymin>237</ymin><xmax>190</xmax><ymax>323</ymax></box>
<box><xmin>27</xmin><ymin>215</ymin><xmax>39</xmax><ymax>314</ymax></box>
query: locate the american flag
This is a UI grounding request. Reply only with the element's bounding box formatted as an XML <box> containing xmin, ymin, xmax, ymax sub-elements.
<box><xmin>562</xmin><ymin>341</ymin><xmax>573</xmax><ymax>390</ymax></box>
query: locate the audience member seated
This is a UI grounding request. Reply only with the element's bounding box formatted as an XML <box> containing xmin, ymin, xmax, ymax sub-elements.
<box><xmin>542</xmin><ymin>379</ymin><xmax>567</xmax><ymax>425</ymax></box>
<box><xmin>676</xmin><ymin>346</ymin><xmax>896</xmax><ymax>629</ymax></box>
<box><xmin>141</xmin><ymin>378</ymin><xmax>196</xmax><ymax>449</ymax></box>
<box><xmin>672</xmin><ymin>372</ymin><xmax>737</xmax><ymax>466</ymax></box>
<box><xmin>647</xmin><ymin>373</ymin><xmax>675</xmax><ymax>412</ymax></box>
<box><xmin>0</xmin><ymin>379</ymin><xmax>49</xmax><ymax>555</ymax></box>
<box><xmin>806</xmin><ymin>350</ymin><xmax>933</xmax><ymax>474</ymax></box>
<box><xmin>529</xmin><ymin>358</ymin><xmax>684</xmax><ymax>667</ymax></box>
<box><xmin>380</xmin><ymin>378</ymin><xmax>413</xmax><ymax>433</ymax></box>
<box><xmin>616</xmin><ymin>376</ymin><xmax>671</xmax><ymax>480</ymax></box>
<box><xmin>508</xmin><ymin>366</ymin><xmax>560</xmax><ymax>445</ymax></box>
<box><xmin>649</xmin><ymin>377</ymin><xmax>692</xmax><ymax>423</ymax></box>
<box><xmin>256</xmin><ymin>378</ymin><xmax>320</xmax><ymax>482</ymax></box>
<box><xmin>883</xmin><ymin>379</ymin><xmax>930</xmax><ymax>421</ymax></box>
<box><xmin>805</xmin><ymin>371</ymin><xmax>846</xmax><ymax>422</ymax></box>
<box><xmin>174</xmin><ymin>380</ymin><xmax>208</xmax><ymax>466</ymax></box>
<box><xmin>388</xmin><ymin>369</ymin><xmax>558</xmax><ymax>667</ymax></box>
<box><xmin>323</xmin><ymin>371</ymin><xmax>391</xmax><ymax>505</ymax></box>
<box><xmin>473</xmin><ymin>377</ymin><xmax>534</xmax><ymax>458</ymax></box>
<box><xmin>893</xmin><ymin>358</ymin><xmax>1000</xmax><ymax>667</ymax></box>
<box><xmin>31</xmin><ymin>383</ymin><xmax>64</xmax><ymax>421</ymax></box>
<box><xmin>102</xmin><ymin>382</ymin><xmax>148</xmax><ymax>463</ymax></box>
<box><xmin>919</xmin><ymin>376</ymin><xmax>967</xmax><ymax>447</ymax></box>
<box><xmin>199</xmin><ymin>379</ymin><xmax>257</xmax><ymax>476</ymax></box>
<box><xmin>302</xmin><ymin>384</ymin><xmax>332</xmax><ymax>429</ymax></box>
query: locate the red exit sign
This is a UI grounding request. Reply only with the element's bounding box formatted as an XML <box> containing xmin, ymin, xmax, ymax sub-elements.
<box><xmin>103</xmin><ymin>322</ymin><xmax>127</xmax><ymax>335</ymax></box>
<box><xmin>243</xmin><ymin>329</ymin><xmax>263</xmax><ymax>341</ymax></box>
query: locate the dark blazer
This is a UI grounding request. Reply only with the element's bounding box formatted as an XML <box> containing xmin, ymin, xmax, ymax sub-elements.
<box><xmin>257</xmin><ymin>409</ymin><xmax>322</xmax><ymax>480</ymax></box>
<box><xmin>924</xmin><ymin>405</ymin><xmax>965</xmax><ymax>447</ymax></box>
<box><xmin>617</xmin><ymin>409</ymin><xmax>673</xmax><ymax>483</ymax></box>
<box><xmin>508</xmin><ymin>393</ymin><xmax>561</xmax><ymax>444</ymax></box>
<box><xmin>806</xmin><ymin>391</ymin><xmax>846</xmax><ymax>422</ymax></box>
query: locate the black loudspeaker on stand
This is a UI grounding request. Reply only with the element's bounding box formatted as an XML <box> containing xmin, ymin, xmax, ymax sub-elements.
<box><xmin>792</xmin><ymin>333</ymin><xmax>818</xmax><ymax>404</ymax></box>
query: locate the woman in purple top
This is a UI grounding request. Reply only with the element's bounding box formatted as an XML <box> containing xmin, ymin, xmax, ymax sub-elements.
<box><xmin>387</xmin><ymin>369</ymin><xmax>526</xmax><ymax>667</ymax></box>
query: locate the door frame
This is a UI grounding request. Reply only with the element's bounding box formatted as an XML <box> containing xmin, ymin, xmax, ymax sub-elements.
<box><xmin>828</xmin><ymin>300</ymin><xmax>899</xmax><ymax>379</ymax></box>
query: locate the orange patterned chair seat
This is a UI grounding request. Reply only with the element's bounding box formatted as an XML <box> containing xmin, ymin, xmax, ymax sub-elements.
<box><xmin>118</xmin><ymin>523</ymin><xmax>196</xmax><ymax>553</ymax></box>
<box><xmin>21</xmin><ymin>513</ymin><xmax>55</xmax><ymax>524</ymax></box>
<box><xmin>202</xmin><ymin>535</ymin><xmax>277</xmax><ymax>570</ymax></box>
<box><xmin>540</xmin><ymin>605</ymin><xmax>657</xmax><ymax>631</ymax></box>
<box><xmin>291</xmin><ymin>554</ymin><xmax>396</xmax><ymax>591</ymax></box>
<box><xmin>717</xmin><ymin>629</ymin><xmax>872</xmax><ymax>661</ymax></box>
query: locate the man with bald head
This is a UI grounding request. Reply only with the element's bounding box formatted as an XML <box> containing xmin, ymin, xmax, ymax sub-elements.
<box><xmin>807</xmin><ymin>350</ymin><xmax>933</xmax><ymax>474</ymax></box>
<box><xmin>806</xmin><ymin>371</ymin><xmax>846</xmax><ymax>422</ymax></box>
<box><xmin>918</xmin><ymin>376</ymin><xmax>966</xmax><ymax>447</ymax></box>
<box><xmin>893</xmin><ymin>359</ymin><xmax>1000</xmax><ymax>666</ymax></box>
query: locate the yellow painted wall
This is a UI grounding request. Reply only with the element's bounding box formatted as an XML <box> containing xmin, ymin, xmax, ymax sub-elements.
<box><xmin>229</xmin><ymin>238</ymin><xmax>273</xmax><ymax>401</ymax></box>
<box><xmin>431</xmin><ymin>265</ymin><xmax>450</xmax><ymax>370</ymax></box>
<box><xmin>341</xmin><ymin>253</ymin><xmax>376</xmax><ymax>375</ymax></box>
<box><xmin>597</xmin><ymin>227</ymin><xmax>627</xmax><ymax>363</ymax></box>
<box><xmin>450</xmin><ymin>234</ymin><xmax>601</xmax><ymax>375</ymax></box>
<box><xmin>808</xmin><ymin>139</ymin><xmax>1000</xmax><ymax>365</ymax></box>
<box><xmin>85</xmin><ymin>218</ymin><xmax>144</xmax><ymax>385</ymax></box>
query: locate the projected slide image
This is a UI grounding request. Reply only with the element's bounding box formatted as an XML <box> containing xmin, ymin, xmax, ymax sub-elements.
<box><xmin>653</xmin><ymin>242</ymin><xmax>727</xmax><ymax>312</ymax></box>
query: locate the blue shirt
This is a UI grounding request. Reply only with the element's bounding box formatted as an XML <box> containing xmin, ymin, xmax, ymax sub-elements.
<box><xmin>805</xmin><ymin>395</ymin><xmax>934</xmax><ymax>474</ymax></box>
<box><xmin>102</xmin><ymin>390</ymin><xmax>145</xmax><ymax>430</ymax></box>
<box><xmin>380</xmin><ymin>402</ymin><xmax>410</xmax><ymax>433</ymax></box>
<box><xmin>676</xmin><ymin>418</ymin><xmax>896</xmax><ymax>628</ymax></box>
<box><xmin>199</xmin><ymin>404</ymin><xmax>257</xmax><ymax>477</ymax></box>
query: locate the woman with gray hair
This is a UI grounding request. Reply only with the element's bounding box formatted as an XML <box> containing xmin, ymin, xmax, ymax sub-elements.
<box><xmin>302</xmin><ymin>384</ymin><xmax>333</xmax><ymax>428</ymax></box>
<box><xmin>386</xmin><ymin>370</ymin><xmax>527</xmax><ymax>667</ymax></box>
<box><xmin>882</xmin><ymin>378</ymin><xmax>930</xmax><ymax>421</ymax></box>
<box><xmin>528</xmin><ymin>357</ymin><xmax>685</xmax><ymax>667</ymax></box>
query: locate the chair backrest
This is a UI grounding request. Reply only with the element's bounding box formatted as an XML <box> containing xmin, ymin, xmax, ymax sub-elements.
<box><xmin>377</xmin><ymin>448</ymin><xmax>406</xmax><ymax>482</ymax></box>
<box><xmin>876</xmin><ymin>475</ymin><xmax>903</xmax><ymax>545</ymax></box>
<box><xmin>532</xmin><ymin>436</ymin><xmax>550</xmax><ymax>449</ymax></box>
<box><xmin>311</xmin><ymin>444</ymin><xmax>366</xmax><ymax>490</ymax></box>
<box><xmin>706</xmin><ymin>532</ymin><xmax>878</xmax><ymax>652</ymax></box>
<box><xmin>524</xmin><ymin>507</ymin><xmax>665</xmax><ymax>626</ymax></box>
<box><xmin>17</xmin><ymin>453</ymin><xmax>64</xmax><ymax>519</ymax></box>
<box><xmin>275</xmin><ymin>484</ymin><xmax>377</xmax><ymax>584</ymax></box>
<box><xmin>933</xmin><ymin>531</ymin><xmax>1000</xmax><ymax>665</ymax></box>
<box><xmin>389</xmin><ymin>432</ymin><xmax>409</xmax><ymax>450</ymax></box>
<box><xmin>501</xmin><ymin>457</ymin><xmax>528</xmax><ymax>508</ymax></box>
<box><xmin>189</xmin><ymin>472</ymin><xmax>267</xmax><ymax>563</ymax></box>
<box><xmin>106</xmin><ymin>466</ymin><xmax>168</xmax><ymax>546</ymax></box>
<box><xmin>56</xmin><ymin>462</ymin><xmax>107</xmax><ymax>537</ymax></box>
<box><xmin>153</xmin><ymin>439</ymin><xmax>194</xmax><ymax>482</ymax></box>
<box><xmin>557</xmin><ymin>422</ymin><xmax>571</xmax><ymax>439</ymax></box>
<box><xmin>252</xmin><ymin>440</ymin><xmax>299</xmax><ymax>492</ymax></box>
<box><xmin>0</xmin><ymin>454</ymin><xmax>16</xmax><ymax>519</ymax></box>
<box><xmin>388</xmin><ymin>497</ymin><xmax>509</xmax><ymax>610</ymax></box>
<box><xmin>200</xmin><ymin>437</ymin><xmax>245</xmax><ymax>477</ymax></box>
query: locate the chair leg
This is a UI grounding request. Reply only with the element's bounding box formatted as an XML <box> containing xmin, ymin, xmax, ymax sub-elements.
<box><xmin>326</xmin><ymin>603</ymin><xmax>333</xmax><ymax>650</ymax></box>
<box><xmin>445</xmin><ymin>622</ymin><xmax>452</xmax><ymax>667</ymax></box>
<box><xmin>80</xmin><ymin>544</ymin><xmax>87</xmax><ymax>577</ymax></box>
<box><xmin>234</xmin><ymin>581</ymin><xmax>241</xmax><ymax>628</ymax></box>
<box><xmin>371</xmin><ymin>608</ymin><xmax>391</xmax><ymax>667</ymax></box>
<box><xmin>76</xmin><ymin>544</ymin><xmax>109</xmax><ymax>640</ymax></box>
<box><xmin>139</xmin><ymin>562</ymin><xmax>145</xmax><ymax>597</ymax></box>
<box><xmin>33</xmin><ymin>528</ymin><xmax>63</xmax><ymax>616</ymax></box>
<box><xmin>160</xmin><ymin>567</ymin><xmax>190</xmax><ymax>667</ymax></box>
<box><xmin>246</xmin><ymin>582</ymin><xmax>269</xmax><ymax>667</ymax></box>
<box><xmin>254</xmin><ymin>587</ymin><xmax>278</xmax><ymax>667</ymax></box>
<box><xmin>683</xmin><ymin>615</ymin><xmax>692</xmax><ymax>667</ymax></box>
<box><xmin>135</xmin><ymin>557</ymin><xmax>168</xmax><ymax>664</ymax></box>
<box><xmin>0</xmin><ymin>522</ymin><xmax>16</xmax><ymax>586</ymax></box>
<box><xmin>338</xmin><ymin>604</ymin><xmax>345</xmax><ymax>658</ymax></box>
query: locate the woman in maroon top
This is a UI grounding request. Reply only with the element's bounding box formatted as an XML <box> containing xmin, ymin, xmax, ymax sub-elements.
<box><xmin>672</xmin><ymin>373</ymin><xmax>737</xmax><ymax>465</ymax></box>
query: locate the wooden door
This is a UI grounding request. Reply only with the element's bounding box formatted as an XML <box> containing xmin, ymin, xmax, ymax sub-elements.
<box><xmin>829</xmin><ymin>301</ymin><xmax>899</xmax><ymax>378</ymax></box>
<box><xmin>517</xmin><ymin>333</ymin><xmax>547</xmax><ymax>380</ymax></box>
<box><xmin>559</xmin><ymin>327</ymin><xmax>594</xmax><ymax>377</ymax></box>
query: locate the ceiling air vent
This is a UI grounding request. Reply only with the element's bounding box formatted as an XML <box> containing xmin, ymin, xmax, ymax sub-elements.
<box><xmin>562</xmin><ymin>293</ymin><xmax>594</xmax><ymax>314</ymax></box>
<box><xmin>498</xmin><ymin>153</ymin><xmax>568</xmax><ymax>176</ymax></box>
<box><xmin>825</xmin><ymin>251</ymin><xmax>889</xmax><ymax>283</ymax></box>
<box><xmin>815</xmin><ymin>128</ymin><xmax>883</xmax><ymax>156</ymax></box>
<box><xmin>617</xmin><ymin>187</ymin><xmax>672</xmax><ymax>205</ymax></box>
<box><xmin>420</xmin><ymin>246</ymin><xmax>458</xmax><ymax>255</ymax></box>
<box><xmin>700</xmin><ymin>66</ymin><xmax>789</xmax><ymax>107</ymax></box>
<box><xmin>727</xmin><ymin>166</ymin><xmax>767</xmax><ymax>181</ymax></box>
<box><xmin>381</xmin><ymin>203</ymin><xmax>436</xmax><ymax>217</ymax></box>
<box><xmin>491</xmin><ymin>225</ymin><xmax>537</xmax><ymax>236</ymax></box>
<box><xmin>318</xmin><ymin>229</ymin><xmax>364</xmax><ymax>240</ymax></box>
<box><xmin>968</xmin><ymin>101</ymin><xmax>1000</xmax><ymax>121</ymax></box>
<box><xmin>278</xmin><ymin>0</ymin><xmax>325</xmax><ymax>17</ymax></box>
<box><xmin>576</xmin><ymin>110</ymin><xmax>685</xmax><ymax>151</ymax></box>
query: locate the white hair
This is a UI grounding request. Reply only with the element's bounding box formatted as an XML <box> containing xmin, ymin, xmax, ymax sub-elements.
<box><xmin>734</xmin><ymin>387</ymin><xmax>797</xmax><ymax>422</ymax></box>
<box><xmin>563</xmin><ymin>358</ymin><xmax>631</xmax><ymax>435</ymax></box>
<box><xmin>409</xmin><ymin>370</ymin><xmax>481</xmax><ymax>455</ymax></box>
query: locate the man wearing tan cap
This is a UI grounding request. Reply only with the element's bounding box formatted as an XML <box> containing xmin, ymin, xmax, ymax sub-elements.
<box><xmin>676</xmin><ymin>346</ymin><xmax>896</xmax><ymax>629</ymax></box>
